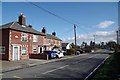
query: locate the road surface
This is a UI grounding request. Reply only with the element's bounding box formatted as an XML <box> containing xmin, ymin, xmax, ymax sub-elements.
<box><xmin>2</xmin><ymin>50</ymin><xmax>110</xmax><ymax>80</ymax></box>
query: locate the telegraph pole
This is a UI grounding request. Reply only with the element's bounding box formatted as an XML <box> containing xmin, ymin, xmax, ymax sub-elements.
<box><xmin>93</xmin><ymin>35</ymin><xmax>95</xmax><ymax>44</ymax></box>
<box><xmin>93</xmin><ymin>35</ymin><xmax>96</xmax><ymax>50</ymax></box>
<box><xmin>74</xmin><ymin>24</ymin><xmax>77</xmax><ymax>55</ymax></box>
<box><xmin>116</xmin><ymin>30</ymin><xmax>119</xmax><ymax>45</ymax></box>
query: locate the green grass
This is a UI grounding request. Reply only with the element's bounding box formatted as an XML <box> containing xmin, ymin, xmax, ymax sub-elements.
<box><xmin>92</xmin><ymin>52</ymin><xmax>120</xmax><ymax>80</ymax></box>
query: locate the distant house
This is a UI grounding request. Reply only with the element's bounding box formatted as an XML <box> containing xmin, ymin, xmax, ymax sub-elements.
<box><xmin>41</xmin><ymin>27</ymin><xmax>62</xmax><ymax>51</ymax></box>
<box><xmin>0</xmin><ymin>14</ymin><xmax>45</xmax><ymax>61</ymax></box>
<box><xmin>62</xmin><ymin>43</ymin><xmax>72</xmax><ymax>50</ymax></box>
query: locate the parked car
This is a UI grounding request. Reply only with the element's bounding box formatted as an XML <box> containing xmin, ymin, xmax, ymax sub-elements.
<box><xmin>43</xmin><ymin>51</ymin><xmax>57</xmax><ymax>59</ymax></box>
<box><xmin>76</xmin><ymin>51</ymin><xmax>80</xmax><ymax>55</ymax></box>
<box><xmin>52</xmin><ymin>49</ymin><xmax>64</xmax><ymax>58</ymax></box>
<box><xmin>52</xmin><ymin>48</ymin><xmax>60</xmax><ymax>53</ymax></box>
<box><xmin>55</xmin><ymin>51</ymin><xmax>64</xmax><ymax>58</ymax></box>
<box><xmin>61</xmin><ymin>50</ymin><xmax>67</xmax><ymax>55</ymax></box>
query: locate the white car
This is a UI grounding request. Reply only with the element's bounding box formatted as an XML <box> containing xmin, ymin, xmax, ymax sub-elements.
<box><xmin>52</xmin><ymin>48</ymin><xmax>64</xmax><ymax>58</ymax></box>
<box><xmin>56</xmin><ymin>52</ymin><xmax>64</xmax><ymax>58</ymax></box>
<box><xmin>53</xmin><ymin>50</ymin><xmax>64</xmax><ymax>58</ymax></box>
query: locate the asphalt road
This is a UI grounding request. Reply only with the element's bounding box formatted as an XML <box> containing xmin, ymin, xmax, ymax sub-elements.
<box><xmin>2</xmin><ymin>50</ymin><xmax>110</xmax><ymax>80</ymax></box>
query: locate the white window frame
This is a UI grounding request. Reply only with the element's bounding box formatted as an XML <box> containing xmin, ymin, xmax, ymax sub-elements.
<box><xmin>21</xmin><ymin>47</ymin><xmax>27</xmax><ymax>56</ymax></box>
<box><xmin>21</xmin><ymin>33</ymin><xmax>27</xmax><ymax>42</ymax></box>
<box><xmin>33</xmin><ymin>35</ymin><xmax>38</xmax><ymax>42</ymax></box>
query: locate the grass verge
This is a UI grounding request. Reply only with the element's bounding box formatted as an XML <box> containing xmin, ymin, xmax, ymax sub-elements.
<box><xmin>92</xmin><ymin>51</ymin><xmax>120</xmax><ymax>80</ymax></box>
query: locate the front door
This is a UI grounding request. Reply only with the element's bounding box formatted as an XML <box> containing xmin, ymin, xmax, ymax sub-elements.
<box><xmin>14</xmin><ymin>47</ymin><xmax>18</xmax><ymax>60</ymax></box>
<box><xmin>38</xmin><ymin>47</ymin><xmax>43</xmax><ymax>53</ymax></box>
<box><xmin>13</xmin><ymin>45</ymin><xmax>20</xmax><ymax>61</ymax></box>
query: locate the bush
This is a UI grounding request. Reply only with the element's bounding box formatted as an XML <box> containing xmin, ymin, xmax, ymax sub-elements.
<box><xmin>66</xmin><ymin>48</ymin><xmax>75</xmax><ymax>55</ymax></box>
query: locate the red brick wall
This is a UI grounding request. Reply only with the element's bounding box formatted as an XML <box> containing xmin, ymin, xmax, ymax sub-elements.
<box><xmin>29</xmin><ymin>54</ymin><xmax>48</xmax><ymax>60</ymax></box>
<box><xmin>1</xmin><ymin>28</ymin><xmax>61</xmax><ymax>61</ymax></box>
<box><xmin>0</xmin><ymin>29</ymin><xmax>9</xmax><ymax>60</ymax></box>
<box><xmin>38</xmin><ymin>35</ymin><xmax>44</xmax><ymax>45</ymax></box>
<box><xmin>28</xmin><ymin>34</ymin><xmax>44</xmax><ymax>54</ymax></box>
<box><xmin>10</xmin><ymin>30</ymin><xmax>29</xmax><ymax>60</ymax></box>
<box><xmin>43</xmin><ymin>37</ymin><xmax>61</xmax><ymax>50</ymax></box>
<box><xmin>10</xmin><ymin>30</ymin><xmax>44</xmax><ymax>60</ymax></box>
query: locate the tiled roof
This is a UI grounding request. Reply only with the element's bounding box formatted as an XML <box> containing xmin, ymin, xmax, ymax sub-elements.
<box><xmin>45</xmin><ymin>34</ymin><xmax>62</xmax><ymax>41</ymax></box>
<box><xmin>0</xmin><ymin>22</ymin><xmax>62</xmax><ymax>41</ymax></box>
<box><xmin>0</xmin><ymin>22</ymin><xmax>45</xmax><ymax>36</ymax></box>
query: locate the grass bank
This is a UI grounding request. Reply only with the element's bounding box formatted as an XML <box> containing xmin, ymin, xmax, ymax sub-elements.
<box><xmin>92</xmin><ymin>51</ymin><xmax>120</xmax><ymax>80</ymax></box>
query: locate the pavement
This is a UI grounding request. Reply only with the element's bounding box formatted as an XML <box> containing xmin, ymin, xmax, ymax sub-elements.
<box><xmin>1</xmin><ymin>53</ymin><xmax>87</xmax><ymax>73</ymax></box>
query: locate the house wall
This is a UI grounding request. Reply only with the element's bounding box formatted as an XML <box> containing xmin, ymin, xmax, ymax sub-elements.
<box><xmin>29</xmin><ymin>34</ymin><xmax>44</xmax><ymax>54</ymax></box>
<box><xmin>53</xmin><ymin>40</ymin><xmax>61</xmax><ymax>47</ymax></box>
<box><xmin>43</xmin><ymin>37</ymin><xmax>51</xmax><ymax>50</ymax></box>
<box><xmin>0</xmin><ymin>29</ymin><xmax>61</xmax><ymax>61</ymax></box>
<box><xmin>10</xmin><ymin>30</ymin><xmax>29</xmax><ymax>60</ymax></box>
<box><xmin>9</xmin><ymin>30</ymin><xmax>44</xmax><ymax>60</ymax></box>
<box><xmin>43</xmin><ymin>37</ymin><xmax>61</xmax><ymax>50</ymax></box>
<box><xmin>0</xmin><ymin>29</ymin><xmax>9</xmax><ymax>60</ymax></box>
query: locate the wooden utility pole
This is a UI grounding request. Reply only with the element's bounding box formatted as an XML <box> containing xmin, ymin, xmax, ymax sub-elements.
<box><xmin>93</xmin><ymin>35</ymin><xmax>96</xmax><ymax>50</ymax></box>
<box><xmin>93</xmin><ymin>35</ymin><xmax>95</xmax><ymax>44</ymax></box>
<box><xmin>74</xmin><ymin>24</ymin><xmax>77</xmax><ymax>55</ymax></box>
<box><xmin>116</xmin><ymin>30</ymin><xmax>119</xmax><ymax>45</ymax></box>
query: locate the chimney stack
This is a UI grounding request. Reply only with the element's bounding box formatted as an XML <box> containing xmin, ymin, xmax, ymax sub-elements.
<box><xmin>42</xmin><ymin>27</ymin><xmax>47</xmax><ymax>34</ymax></box>
<box><xmin>28</xmin><ymin>25</ymin><xmax>32</xmax><ymax>28</ymax></box>
<box><xmin>52</xmin><ymin>32</ymin><xmax>56</xmax><ymax>36</ymax></box>
<box><xmin>18</xmin><ymin>13</ymin><xmax>26</xmax><ymax>25</ymax></box>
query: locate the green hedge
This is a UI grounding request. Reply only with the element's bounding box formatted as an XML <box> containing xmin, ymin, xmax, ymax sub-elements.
<box><xmin>66</xmin><ymin>48</ymin><xmax>75</xmax><ymax>55</ymax></box>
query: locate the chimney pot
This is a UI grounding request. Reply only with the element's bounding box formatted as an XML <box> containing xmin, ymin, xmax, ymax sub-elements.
<box><xmin>28</xmin><ymin>25</ymin><xmax>32</xmax><ymax>28</ymax></box>
<box><xmin>42</xmin><ymin>27</ymin><xmax>47</xmax><ymax>34</ymax></box>
<box><xmin>52</xmin><ymin>32</ymin><xmax>56</xmax><ymax>36</ymax></box>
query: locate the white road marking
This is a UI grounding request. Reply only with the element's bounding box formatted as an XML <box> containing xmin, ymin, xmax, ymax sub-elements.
<box><xmin>13</xmin><ymin>76</ymin><xmax>21</xmax><ymax>78</ymax></box>
<box><xmin>42</xmin><ymin>65</ymin><xmax>69</xmax><ymax>74</ymax></box>
<box><xmin>0</xmin><ymin>74</ymin><xmax>3</xmax><ymax>76</ymax></box>
<box><xmin>84</xmin><ymin>55</ymin><xmax>110</xmax><ymax>80</ymax></box>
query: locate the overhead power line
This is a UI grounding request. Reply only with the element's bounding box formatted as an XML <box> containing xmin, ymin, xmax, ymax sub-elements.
<box><xmin>26</xmin><ymin>1</ymin><xmax>74</xmax><ymax>25</ymax></box>
<box><xmin>25</xmin><ymin>0</ymin><xmax>95</xmax><ymax>37</ymax></box>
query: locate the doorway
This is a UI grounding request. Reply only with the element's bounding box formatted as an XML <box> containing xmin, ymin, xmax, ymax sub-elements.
<box><xmin>13</xmin><ymin>45</ymin><xmax>20</xmax><ymax>61</ymax></box>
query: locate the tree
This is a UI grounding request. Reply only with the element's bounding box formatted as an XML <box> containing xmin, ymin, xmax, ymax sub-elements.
<box><xmin>101</xmin><ymin>42</ymin><xmax>105</xmax><ymax>49</ymax></box>
<box><xmin>106</xmin><ymin>41</ymin><xmax>117</xmax><ymax>50</ymax></box>
<box><xmin>71</xmin><ymin>43</ymin><xmax>75</xmax><ymax>48</ymax></box>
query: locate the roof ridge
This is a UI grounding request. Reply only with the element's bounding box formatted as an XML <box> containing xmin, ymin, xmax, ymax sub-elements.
<box><xmin>46</xmin><ymin>33</ymin><xmax>61</xmax><ymax>41</ymax></box>
<box><xmin>9</xmin><ymin>22</ymin><xmax>15</xmax><ymax>28</ymax></box>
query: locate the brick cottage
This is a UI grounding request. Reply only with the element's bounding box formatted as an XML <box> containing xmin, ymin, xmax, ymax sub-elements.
<box><xmin>0</xmin><ymin>14</ymin><xmax>61</xmax><ymax>61</ymax></box>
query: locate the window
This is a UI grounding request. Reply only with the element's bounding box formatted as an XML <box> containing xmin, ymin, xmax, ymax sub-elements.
<box><xmin>0</xmin><ymin>46</ymin><xmax>5</xmax><ymax>54</ymax></box>
<box><xmin>22</xmin><ymin>47</ymin><xmax>27</xmax><ymax>55</ymax></box>
<box><xmin>22</xmin><ymin>33</ymin><xmax>27</xmax><ymax>42</ymax></box>
<box><xmin>33</xmin><ymin>49</ymin><xmax>37</xmax><ymax>53</ymax></box>
<box><xmin>32</xmin><ymin>46</ymin><xmax>38</xmax><ymax>54</ymax></box>
<box><xmin>33</xmin><ymin>35</ymin><xmax>38</xmax><ymax>42</ymax></box>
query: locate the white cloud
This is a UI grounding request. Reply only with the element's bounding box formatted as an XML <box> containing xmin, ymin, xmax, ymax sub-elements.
<box><xmin>97</xmin><ymin>20</ymin><xmax>115</xmax><ymax>28</ymax></box>
<box><xmin>63</xmin><ymin>30</ymin><xmax>116</xmax><ymax>45</ymax></box>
